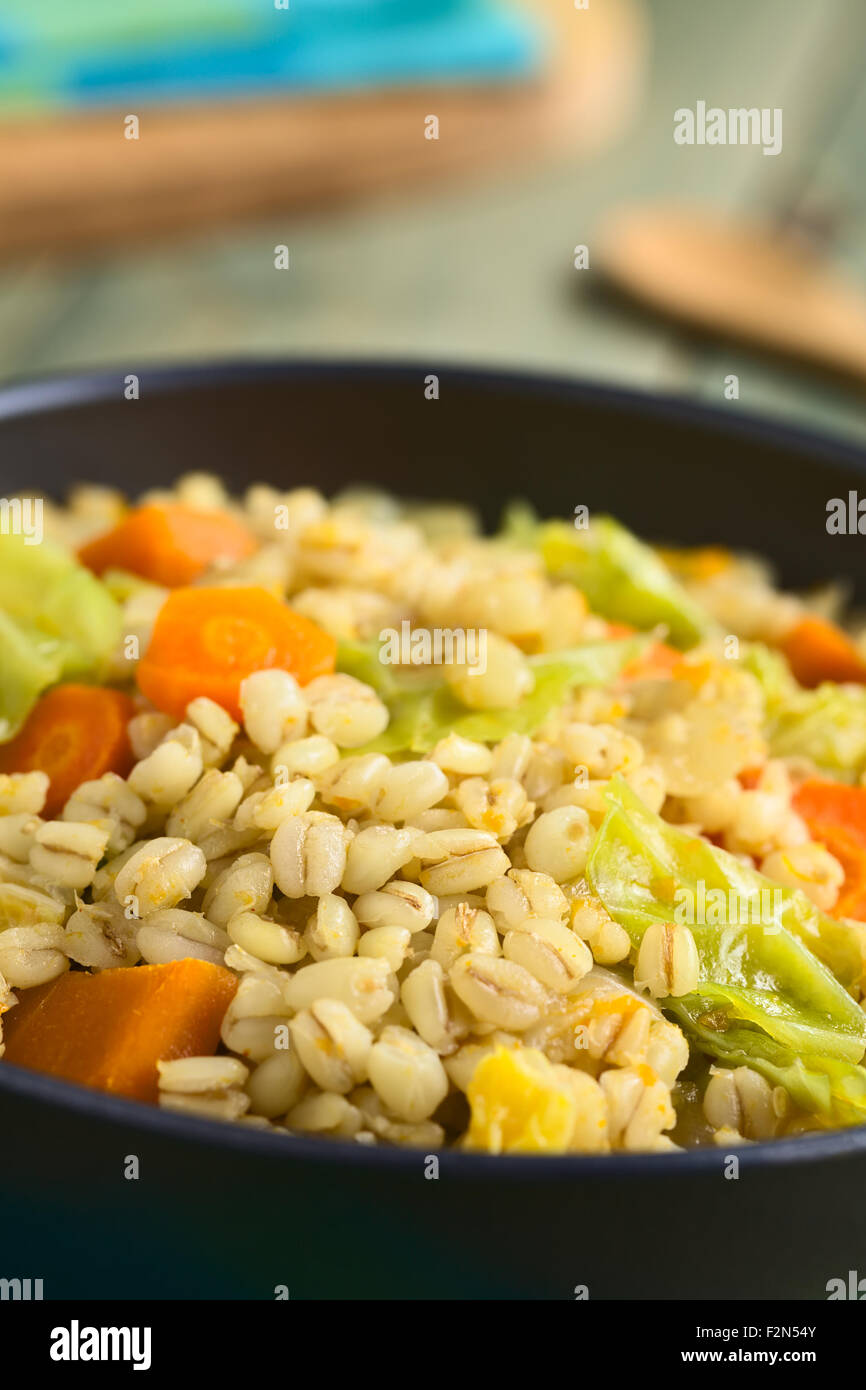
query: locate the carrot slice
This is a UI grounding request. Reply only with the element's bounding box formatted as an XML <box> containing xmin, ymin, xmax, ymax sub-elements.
<box><xmin>79</xmin><ymin>503</ymin><xmax>257</xmax><ymax>588</ymax></box>
<box><xmin>738</xmin><ymin>766</ymin><xmax>764</xmax><ymax>791</ymax></box>
<box><xmin>818</xmin><ymin>824</ymin><xmax>866</xmax><ymax>922</ymax></box>
<box><xmin>622</xmin><ymin>641</ymin><xmax>683</xmax><ymax>681</ymax></box>
<box><xmin>793</xmin><ymin>779</ymin><xmax>866</xmax><ymax>847</ymax></box>
<box><xmin>0</xmin><ymin>684</ymin><xmax>135</xmax><ymax>817</ymax></box>
<box><xmin>603</xmin><ymin>622</ymin><xmax>683</xmax><ymax>680</ymax></box>
<box><xmin>605</xmin><ymin>623</ymin><xmax>683</xmax><ymax>680</ymax></box>
<box><xmin>2</xmin><ymin>959</ymin><xmax>238</xmax><ymax>1103</ymax></box>
<box><xmin>781</xmin><ymin>615</ymin><xmax>866</xmax><ymax>689</ymax></box>
<box><xmin>137</xmin><ymin>585</ymin><xmax>336</xmax><ymax>720</ymax></box>
<box><xmin>792</xmin><ymin>778</ymin><xmax>866</xmax><ymax>921</ymax></box>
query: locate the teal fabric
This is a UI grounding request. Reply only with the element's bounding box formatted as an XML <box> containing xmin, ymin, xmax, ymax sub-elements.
<box><xmin>0</xmin><ymin>0</ymin><xmax>545</xmax><ymax>111</ymax></box>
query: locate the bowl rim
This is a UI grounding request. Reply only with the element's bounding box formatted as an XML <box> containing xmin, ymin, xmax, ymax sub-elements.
<box><xmin>5</xmin><ymin>1054</ymin><xmax>866</xmax><ymax>1176</ymax></box>
<box><xmin>0</xmin><ymin>353</ymin><xmax>865</xmax><ymax>475</ymax></box>
<box><xmin>2</xmin><ymin>354</ymin><xmax>866</xmax><ymax>1178</ymax></box>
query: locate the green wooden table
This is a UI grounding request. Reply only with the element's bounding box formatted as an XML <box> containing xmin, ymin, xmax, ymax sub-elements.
<box><xmin>1</xmin><ymin>0</ymin><xmax>864</xmax><ymax>447</ymax></box>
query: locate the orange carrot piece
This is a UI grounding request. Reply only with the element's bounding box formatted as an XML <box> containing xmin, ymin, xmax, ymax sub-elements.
<box><xmin>621</xmin><ymin>641</ymin><xmax>683</xmax><ymax>681</ymax></box>
<box><xmin>793</xmin><ymin>778</ymin><xmax>866</xmax><ymax>847</ymax></box>
<box><xmin>792</xmin><ymin>778</ymin><xmax>866</xmax><ymax>921</ymax></box>
<box><xmin>0</xmin><ymin>684</ymin><xmax>135</xmax><ymax>817</ymax></box>
<box><xmin>137</xmin><ymin>585</ymin><xmax>336</xmax><ymax>720</ymax></box>
<box><xmin>820</xmin><ymin>825</ymin><xmax>866</xmax><ymax>921</ymax></box>
<box><xmin>78</xmin><ymin>503</ymin><xmax>257</xmax><ymax>588</ymax></box>
<box><xmin>604</xmin><ymin>622</ymin><xmax>683</xmax><ymax>680</ymax></box>
<box><xmin>2</xmin><ymin>959</ymin><xmax>238</xmax><ymax>1104</ymax></box>
<box><xmin>781</xmin><ymin>615</ymin><xmax>866</xmax><ymax>689</ymax></box>
<box><xmin>738</xmin><ymin>766</ymin><xmax>764</xmax><ymax>791</ymax></box>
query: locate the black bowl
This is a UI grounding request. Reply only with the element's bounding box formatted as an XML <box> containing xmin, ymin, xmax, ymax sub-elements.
<box><xmin>1</xmin><ymin>360</ymin><xmax>865</xmax><ymax>1302</ymax></box>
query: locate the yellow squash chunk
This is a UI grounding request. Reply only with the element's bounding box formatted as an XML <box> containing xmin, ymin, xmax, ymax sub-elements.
<box><xmin>466</xmin><ymin>1045</ymin><xmax>578</xmax><ymax>1154</ymax></box>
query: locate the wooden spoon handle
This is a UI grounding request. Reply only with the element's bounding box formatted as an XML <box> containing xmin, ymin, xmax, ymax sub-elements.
<box><xmin>597</xmin><ymin>205</ymin><xmax>866</xmax><ymax>385</ymax></box>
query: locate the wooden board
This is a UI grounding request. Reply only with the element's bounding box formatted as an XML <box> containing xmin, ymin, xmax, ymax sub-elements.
<box><xmin>0</xmin><ymin>0</ymin><xmax>645</xmax><ymax>258</ymax></box>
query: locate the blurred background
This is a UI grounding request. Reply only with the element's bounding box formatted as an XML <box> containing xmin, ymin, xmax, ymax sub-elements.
<box><xmin>0</xmin><ymin>0</ymin><xmax>865</xmax><ymax>443</ymax></box>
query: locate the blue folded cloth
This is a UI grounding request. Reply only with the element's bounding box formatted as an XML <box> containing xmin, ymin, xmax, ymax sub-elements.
<box><xmin>0</xmin><ymin>0</ymin><xmax>546</xmax><ymax>111</ymax></box>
